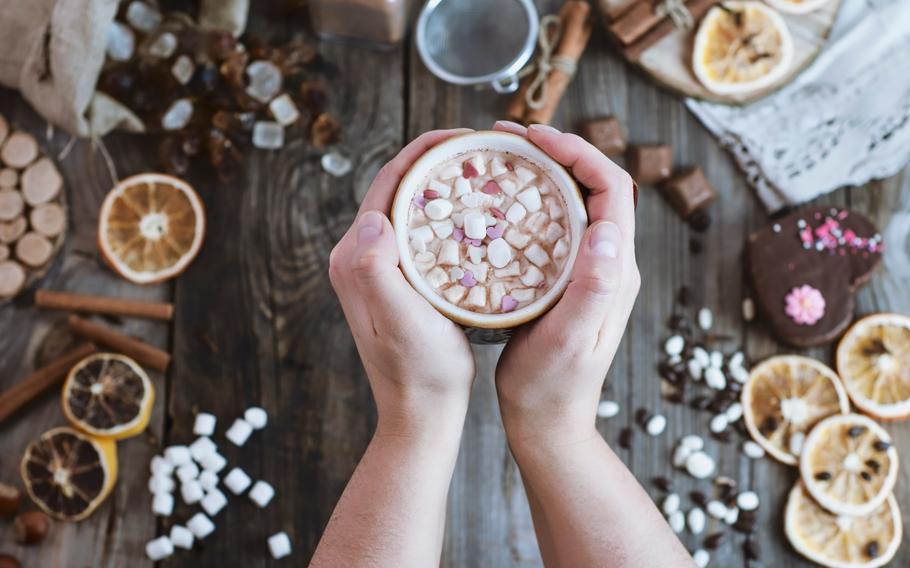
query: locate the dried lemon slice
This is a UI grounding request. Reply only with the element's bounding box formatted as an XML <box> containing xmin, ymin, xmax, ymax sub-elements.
<box><xmin>20</xmin><ymin>427</ymin><xmax>118</xmax><ymax>521</ymax></box>
<box><xmin>799</xmin><ymin>414</ymin><xmax>898</xmax><ymax>516</ymax></box>
<box><xmin>98</xmin><ymin>173</ymin><xmax>205</xmax><ymax>284</ymax></box>
<box><xmin>785</xmin><ymin>481</ymin><xmax>901</xmax><ymax>568</ymax></box>
<box><xmin>836</xmin><ymin>313</ymin><xmax>910</xmax><ymax>421</ymax></box>
<box><xmin>765</xmin><ymin>0</ymin><xmax>833</xmax><ymax>15</ymax></box>
<box><xmin>693</xmin><ymin>1</ymin><xmax>794</xmax><ymax>95</ymax></box>
<box><xmin>62</xmin><ymin>353</ymin><xmax>154</xmax><ymax>440</ymax></box>
<box><xmin>742</xmin><ymin>355</ymin><xmax>849</xmax><ymax>465</ymax></box>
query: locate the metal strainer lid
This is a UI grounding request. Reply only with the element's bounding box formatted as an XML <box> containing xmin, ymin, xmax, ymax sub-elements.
<box><xmin>416</xmin><ymin>0</ymin><xmax>539</xmax><ymax>93</ymax></box>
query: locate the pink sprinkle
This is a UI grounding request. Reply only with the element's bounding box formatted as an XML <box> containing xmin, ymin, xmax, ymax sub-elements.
<box><xmin>843</xmin><ymin>229</ymin><xmax>857</xmax><ymax>242</ymax></box>
<box><xmin>482</xmin><ymin>181</ymin><xmax>501</xmax><ymax>195</ymax></box>
<box><xmin>463</xmin><ymin>160</ymin><xmax>479</xmax><ymax>179</ymax></box>
<box><xmin>784</xmin><ymin>285</ymin><xmax>825</xmax><ymax>326</ymax></box>
<box><xmin>800</xmin><ymin>227</ymin><xmax>813</xmax><ymax>244</ymax></box>
<box><xmin>501</xmin><ymin>295</ymin><xmax>518</xmax><ymax>312</ymax></box>
<box><xmin>486</xmin><ymin>225</ymin><xmax>505</xmax><ymax>239</ymax></box>
<box><xmin>505</xmin><ymin>162</ymin><xmax>514</xmax><ymax>171</ymax></box>
<box><xmin>465</xmin><ymin>237</ymin><xmax>482</xmax><ymax>247</ymax></box>
<box><xmin>489</xmin><ymin>207</ymin><xmax>506</xmax><ymax>220</ymax></box>
<box><xmin>423</xmin><ymin>189</ymin><xmax>440</xmax><ymax>200</ymax></box>
<box><xmin>452</xmin><ymin>228</ymin><xmax>464</xmax><ymax>242</ymax></box>
<box><xmin>414</xmin><ymin>196</ymin><xmax>426</xmax><ymax>209</ymax></box>
<box><xmin>837</xmin><ymin>210</ymin><xmax>849</xmax><ymax>220</ymax></box>
<box><xmin>459</xmin><ymin>270</ymin><xmax>477</xmax><ymax>288</ymax></box>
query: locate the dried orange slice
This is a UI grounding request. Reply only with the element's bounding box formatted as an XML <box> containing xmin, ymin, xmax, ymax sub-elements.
<box><xmin>98</xmin><ymin>173</ymin><xmax>205</xmax><ymax>284</ymax></box>
<box><xmin>62</xmin><ymin>353</ymin><xmax>154</xmax><ymax>440</ymax></box>
<box><xmin>20</xmin><ymin>427</ymin><xmax>118</xmax><ymax>521</ymax></box>
<box><xmin>785</xmin><ymin>481</ymin><xmax>901</xmax><ymax>568</ymax></box>
<box><xmin>799</xmin><ymin>414</ymin><xmax>898</xmax><ymax>516</ymax></box>
<box><xmin>836</xmin><ymin>313</ymin><xmax>910</xmax><ymax>421</ymax></box>
<box><xmin>693</xmin><ymin>1</ymin><xmax>794</xmax><ymax>95</ymax></box>
<box><xmin>742</xmin><ymin>355</ymin><xmax>849</xmax><ymax>465</ymax></box>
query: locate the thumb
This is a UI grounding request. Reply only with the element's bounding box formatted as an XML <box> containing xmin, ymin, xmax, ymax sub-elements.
<box><xmin>549</xmin><ymin>221</ymin><xmax>624</xmax><ymax>330</ymax></box>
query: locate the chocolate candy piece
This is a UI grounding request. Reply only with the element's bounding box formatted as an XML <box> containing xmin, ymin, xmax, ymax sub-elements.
<box><xmin>660</xmin><ymin>167</ymin><xmax>716</xmax><ymax>219</ymax></box>
<box><xmin>627</xmin><ymin>144</ymin><xmax>672</xmax><ymax>184</ymax></box>
<box><xmin>581</xmin><ymin>116</ymin><xmax>626</xmax><ymax>156</ymax></box>
<box><xmin>747</xmin><ymin>207</ymin><xmax>882</xmax><ymax>347</ymax></box>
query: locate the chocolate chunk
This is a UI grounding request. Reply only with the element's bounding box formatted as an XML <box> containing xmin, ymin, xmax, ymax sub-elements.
<box><xmin>688</xmin><ymin>210</ymin><xmax>712</xmax><ymax>232</ymax></box>
<box><xmin>660</xmin><ymin>167</ymin><xmax>716</xmax><ymax>219</ymax></box>
<box><xmin>581</xmin><ymin>116</ymin><xmax>627</xmax><ymax>156</ymax></box>
<box><xmin>627</xmin><ymin>144</ymin><xmax>672</xmax><ymax>185</ymax></box>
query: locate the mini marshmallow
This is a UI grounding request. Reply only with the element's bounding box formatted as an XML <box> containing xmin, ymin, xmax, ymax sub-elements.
<box><xmin>524</xmin><ymin>244</ymin><xmax>550</xmax><ymax>268</ymax></box>
<box><xmin>504</xmin><ymin>229</ymin><xmax>531</xmax><ymax>249</ymax></box>
<box><xmin>505</xmin><ymin>202</ymin><xmax>526</xmax><ymax>224</ymax></box>
<box><xmin>187</xmin><ymin>512</ymin><xmax>216</xmax><ymax>539</ymax></box>
<box><xmin>490</xmin><ymin>282</ymin><xmax>506</xmax><ymax>311</ymax></box>
<box><xmin>150</xmin><ymin>455</ymin><xmax>174</xmax><ymax>476</ymax></box>
<box><xmin>224</xmin><ymin>467</ymin><xmax>252</xmax><ymax>495</ymax></box>
<box><xmin>516</xmin><ymin>186</ymin><xmax>542</xmax><ymax>212</ymax></box>
<box><xmin>543</xmin><ymin>222</ymin><xmax>566</xmax><ymax>244</ymax></box>
<box><xmin>430</xmin><ymin>220</ymin><xmax>454</xmax><ymax>239</ymax></box>
<box><xmin>244</xmin><ymin>407</ymin><xmax>268</xmax><ymax>430</ymax></box>
<box><xmin>494</xmin><ymin>261</ymin><xmax>521</xmax><ymax>278</ymax></box>
<box><xmin>510</xmin><ymin>288</ymin><xmax>535</xmax><ymax>302</ymax></box>
<box><xmin>514</xmin><ymin>165</ymin><xmax>537</xmax><ymax>184</ymax></box>
<box><xmin>149</xmin><ymin>475</ymin><xmax>175</xmax><ymax>494</ymax></box>
<box><xmin>152</xmin><ymin>492</ymin><xmax>174</xmax><ymax>516</ymax></box>
<box><xmin>177</xmin><ymin>462</ymin><xmax>200</xmax><ymax>483</ymax></box>
<box><xmin>427</xmin><ymin>179</ymin><xmax>451</xmax><ymax>198</ymax></box>
<box><xmin>438</xmin><ymin>165</ymin><xmax>461</xmax><ymax>179</ymax></box>
<box><xmin>453</xmin><ymin>177</ymin><xmax>471</xmax><ymax>197</ymax></box>
<box><xmin>425</xmin><ymin>267</ymin><xmax>448</xmax><ymax>288</ymax></box>
<box><xmin>170</xmin><ymin>524</ymin><xmax>195</xmax><ymax>550</ymax></box>
<box><xmin>520</xmin><ymin>266</ymin><xmax>544</xmax><ymax>287</ymax></box>
<box><xmin>552</xmin><ymin>238</ymin><xmax>570</xmax><ymax>259</ymax></box>
<box><xmin>546</xmin><ymin>197</ymin><xmax>564</xmax><ymax>220</ymax></box>
<box><xmin>193</xmin><ymin>412</ymin><xmax>217</xmax><ymax>436</ymax></box>
<box><xmin>181</xmin><ymin>480</ymin><xmax>205</xmax><ymax>504</ymax></box>
<box><xmin>199</xmin><ymin>469</ymin><xmax>219</xmax><ymax>492</ymax></box>
<box><xmin>414</xmin><ymin>251</ymin><xmax>436</xmax><ymax>271</ymax></box>
<box><xmin>409</xmin><ymin>225</ymin><xmax>433</xmax><ymax>244</ymax></box>
<box><xmin>486</xmin><ymin>238</ymin><xmax>512</xmax><ymax>268</ymax></box>
<box><xmin>443</xmin><ymin>285</ymin><xmax>466</xmax><ymax>304</ymax></box>
<box><xmin>499</xmin><ymin>179</ymin><xmax>518</xmax><ymax>196</ymax></box>
<box><xmin>146</xmin><ymin>536</ymin><xmax>174</xmax><ymax>561</ymax></box>
<box><xmin>467</xmin><ymin>154</ymin><xmax>486</xmax><ymax>176</ymax></box>
<box><xmin>201</xmin><ymin>488</ymin><xmax>229</xmax><ymax>516</ymax></box>
<box><xmin>165</xmin><ymin>445</ymin><xmax>192</xmax><ymax>466</ymax></box>
<box><xmin>468</xmin><ymin>245</ymin><xmax>484</xmax><ymax>264</ymax></box>
<box><xmin>249</xmin><ymin>480</ymin><xmax>275</xmax><ymax>508</ymax></box>
<box><xmin>489</xmin><ymin>157</ymin><xmax>508</xmax><ymax>177</ymax></box>
<box><xmin>190</xmin><ymin>436</ymin><xmax>218</xmax><ymax>462</ymax></box>
<box><xmin>437</xmin><ymin>239</ymin><xmax>460</xmax><ymax>266</ymax></box>
<box><xmin>268</xmin><ymin>532</ymin><xmax>292</xmax><ymax>559</ymax></box>
<box><xmin>463</xmin><ymin>212</ymin><xmax>487</xmax><ymax>240</ymax></box>
<box><xmin>465</xmin><ymin>286</ymin><xmax>487</xmax><ymax>308</ymax></box>
<box><xmin>525</xmin><ymin>211</ymin><xmax>549</xmax><ymax>233</ymax></box>
<box><xmin>460</xmin><ymin>193</ymin><xmax>483</xmax><ymax>208</ymax></box>
<box><xmin>199</xmin><ymin>451</ymin><xmax>227</xmax><ymax>473</ymax></box>
<box><xmin>225</xmin><ymin>418</ymin><xmax>254</xmax><ymax>446</ymax></box>
<box><xmin>462</xmin><ymin>261</ymin><xmax>489</xmax><ymax>283</ymax></box>
<box><xmin>425</xmin><ymin>199</ymin><xmax>453</xmax><ymax>220</ymax></box>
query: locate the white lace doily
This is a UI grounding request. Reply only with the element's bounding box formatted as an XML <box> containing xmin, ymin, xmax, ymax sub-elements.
<box><xmin>686</xmin><ymin>0</ymin><xmax>910</xmax><ymax>211</ymax></box>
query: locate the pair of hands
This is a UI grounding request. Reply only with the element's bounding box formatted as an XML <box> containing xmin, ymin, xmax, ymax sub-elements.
<box><xmin>328</xmin><ymin>122</ymin><xmax>640</xmax><ymax>449</ymax></box>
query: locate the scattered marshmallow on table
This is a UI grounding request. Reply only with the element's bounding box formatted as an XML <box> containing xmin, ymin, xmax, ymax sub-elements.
<box><xmin>190</xmin><ymin>436</ymin><xmax>217</xmax><ymax>462</ymax></box>
<box><xmin>249</xmin><ymin>480</ymin><xmax>275</xmax><ymax>508</ymax></box>
<box><xmin>187</xmin><ymin>512</ymin><xmax>216</xmax><ymax>539</ymax></box>
<box><xmin>165</xmin><ymin>445</ymin><xmax>192</xmax><ymax>466</ymax></box>
<box><xmin>176</xmin><ymin>462</ymin><xmax>200</xmax><ymax>483</ymax></box>
<box><xmin>146</xmin><ymin>536</ymin><xmax>174</xmax><ymax>561</ymax></box>
<box><xmin>152</xmin><ymin>492</ymin><xmax>174</xmax><ymax>516</ymax></box>
<box><xmin>268</xmin><ymin>532</ymin><xmax>292</xmax><ymax>559</ymax></box>
<box><xmin>193</xmin><ymin>412</ymin><xmax>217</xmax><ymax>436</ymax></box>
<box><xmin>225</xmin><ymin>418</ymin><xmax>254</xmax><ymax>446</ymax></box>
<box><xmin>244</xmin><ymin>407</ymin><xmax>268</xmax><ymax>430</ymax></box>
<box><xmin>199</xmin><ymin>451</ymin><xmax>227</xmax><ymax>473</ymax></box>
<box><xmin>150</xmin><ymin>455</ymin><xmax>174</xmax><ymax>476</ymax></box>
<box><xmin>149</xmin><ymin>475</ymin><xmax>175</xmax><ymax>495</ymax></box>
<box><xmin>224</xmin><ymin>467</ymin><xmax>252</xmax><ymax>495</ymax></box>
<box><xmin>169</xmin><ymin>525</ymin><xmax>195</xmax><ymax>550</ymax></box>
<box><xmin>181</xmin><ymin>480</ymin><xmax>204</xmax><ymax>504</ymax></box>
<box><xmin>199</xmin><ymin>469</ymin><xmax>219</xmax><ymax>492</ymax></box>
<box><xmin>201</xmin><ymin>488</ymin><xmax>229</xmax><ymax>516</ymax></box>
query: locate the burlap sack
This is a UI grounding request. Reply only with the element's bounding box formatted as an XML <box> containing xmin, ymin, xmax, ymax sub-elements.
<box><xmin>0</xmin><ymin>0</ymin><xmax>248</xmax><ymax>138</ymax></box>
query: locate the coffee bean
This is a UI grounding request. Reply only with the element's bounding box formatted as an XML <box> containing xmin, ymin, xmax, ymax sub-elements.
<box><xmin>652</xmin><ymin>477</ymin><xmax>673</xmax><ymax>492</ymax></box>
<box><xmin>733</xmin><ymin>517</ymin><xmax>756</xmax><ymax>533</ymax></box>
<box><xmin>866</xmin><ymin>540</ymin><xmax>879</xmax><ymax>558</ymax></box>
<box><xmin>665</xmin><ymin>390</ymin><xmax>685</xmax><ymax>404</ymax></box>
<box><xmin>711</xmin><ymin>430</ymin><xmax>732</xmax><ymax>443</ymax></box>
<box><xmin>861</xmin><ymin>471</ymin><xmax>873</xmax><ymax>482</ymax></box>
<box><xmin>668</xmin><ymin>314</ymin><xmax>686</xmax><ymax>330</ymax></box>
<box><xmin>866</xmin><ymin>459</ymin><xmax>880</xmax><ymax>473</ymax></box>
<box><xmin>703</xmin><ymin>532</ymin><xmax>724</xmax><ymax>550</ymax></box>
<box><xmin>847</xmin><ymin>426</ymin><xmax>866</xmax><ymax>438</ymax></box>
<box><xmin>689</xmin><ymin>396</ymin><xmax>711</xmax><ymax>410</ymax></box>
<box><xmin>689</xmin><ymin>491</ymin><xmax>708</xmax><ymax>508</ymax></box>
<box><xmin>815</xmin><ymin>471</ymin><xmax>832</xmax><ymax>481</ymax></box>
<box><xmin>743</xmin><ymin>538</ymin><xmax>761</xmax><ymax>560</ymax></box>
<box><xmin>677</xmin><ymin>286</ymin><xmax>692</xmax><ymax>306</ymax></box>
<box><xmin>688</xmin><ymin>210</ymin><xmax>712</xmax><ymax>232</ymax></box>
<box><xmin>619</xmin><ymin>427</ymin><xmax>633</xmax><ymax>449</ymax></box>
<box><xmin>874</xmin><ymin>440</ymin><xmax>891</xmax><ymax>452</ymax></box>
<box><xmin>760</xmin><ymin>416</ymin><xmax>778</xmax><ymax>435</ymax></box>
<box><xmin>635</xmin><ymin>408</ymin><xmax>650</xmax><ymax>426</ymax></box>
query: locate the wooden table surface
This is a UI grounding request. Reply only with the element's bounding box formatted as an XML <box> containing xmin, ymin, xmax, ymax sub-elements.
<box><xmin>1</xmin><ymin>1</ymin><xmax>909</xmax><ymax>566</ymax></box>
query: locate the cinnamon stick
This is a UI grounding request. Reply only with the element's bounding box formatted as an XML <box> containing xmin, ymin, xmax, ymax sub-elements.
<box><xmin>505</xmin><ymin>79</ymin><xmax>534</xmax><ymax>124</ymax></box>
<box><xmin>68</xmin><ymin>315</ymin><xmax>170</xmax><ymax>372</ymax></box>
<box><xmin>524</xmin><ymin>1</ymin><xmax>592</xmax><ymax>126</ymax></box>
<box><xmin>0</xmin><ymin>343</ymin><xmax>97</xmax><ymax>423</ymax></box>
<box><xmin>610</xmin><ymin>1</ymin><xmax>665</xmax><ymax>46</ymax></box>
<box><xmin>36</xmin><ymin>290</ymin><xmax>174</xmax><ymax>321</ymax></box>
<box><xmin>624</xmin><ymin>0</ymin><xmax>718</xmax><ymax>61</ymax></box>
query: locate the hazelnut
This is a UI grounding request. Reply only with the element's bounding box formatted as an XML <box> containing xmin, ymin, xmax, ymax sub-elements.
<box><xmin>0</xmin><ymin>482</ymin><xmax>21</xmax><ymax>517</ymax></box>
<box><xmin>0</xmin><ymin>555</ymin><xmax>21</xmax><ymax>568</ymax></box>
<box><xmin>14</xmin><ymin>511</ymin><xmax>50</xmax><ymax>545</ymax></box>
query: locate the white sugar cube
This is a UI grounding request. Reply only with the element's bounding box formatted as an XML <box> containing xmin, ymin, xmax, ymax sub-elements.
<box><xmin>149</xmin><ymin>475</ymin><xmax>175</xmax><ymax>494</ymax></box>
<box><xmin>145</xmin><ymin>536</ymin><xmax>174</xmax><ymax>561</ymax></box>
<box><xmin>152</xmin><ymin>492</ymin><xmax>174</xmax><ymax>516</ymax></box>
<box><xmin>177</xmin><ymin>462</ymin><xmax>200</xmax><ymax>483</ymax></box>
<box><xmin>224</xmin><ymin>467</ymin><xmax>252</xmax><ymax>495</ymax></box>
<box><xmin>187</xmin><ymin>513</ymin><xmax>216</xmax><ymax>539</ymax></box>
<box><xmin>169</xmin><ymin>524</ymin><xmax>194</xmax><ymax>550</ymax></box>
<box><xmin>199</xmin><ymin>451</ymin><xmax>227</xmax><ymax>473</ymax></box>
<box><xmin>150</xmin><ymin>455</ymin><xmax>174</xmax><ymax>476</ymax></box>
<box><xmin>199</xmin><ymin>470</ymin><xmax>219</xmax><ymax>492</ymax></box>
<box><xmin>165</xmin><ymin>445</ymin><xmax>192</xmax><ymax>466</ymax></box>
<box><xmin>249</xmin><ymin>480</ymin><xmax>275</xmax><ymax>508</ymax></box>
<box><xmin>193</xmin><ymin>413</ymin><xmax>217</xmax><ymax>436</ymax></box>
<box><xmin>201</xmin><ymin>488</ymin><xmax>229</xmax><ymax>516</ymax></box>
<box><xmin>190</xmin><ymin>437</ymin><xmax>218</xmax><ymax>462</ymax></box>
<box><xmin>516</xmin><ymin>186</ymin><xmax>542</xmax><ymax>212</ymax></box>
<box><xmin>225</xmin><ymin>418</ymin><xmax>254</xmax><ymax>446</ymax></box>
<box><xmin>181</xmin><ymin>480</ymin><xmax>204</xmax><ymax>504</ymax></box>
<box><xmin>268</xmin><ymin>532</ymin><xmax>292</xmax><ymax>559</ymax></box>
<box><xmin>269</xmin><ymin>94</ymin><xmax>300</xmax><ymax>126</ymax></box>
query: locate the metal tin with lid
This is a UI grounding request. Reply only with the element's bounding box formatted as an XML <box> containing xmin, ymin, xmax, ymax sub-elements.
<box><xmin>415</xmin><ymin>0</ymin><xmax>539</xmax><ymax>93</ymax></box>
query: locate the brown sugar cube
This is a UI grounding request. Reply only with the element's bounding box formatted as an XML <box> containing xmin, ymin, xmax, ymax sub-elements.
<box><xmin>15</xmin><ymin>232</ymin><xmax>53</xmax><ymax>268</ymax></box>
<box><xmin>1</xmin><ymin>132</ymin><xmax>38</xmax><ymax>169</ymax></box>
<box><xmin>0</xmin><ymin>189</ymin><xmax>24</xmax><ymax>221</ymax></box>
<box><xmin>660</xmin><ymin>167</ymin><xmax>717</xmax><ymax>219</ymax></box>
<box><xmin>581</xmin><ymin>116</ymin><xmax>627</xmax><ymax>156</ymax></box>
<box><xmin>21</xmin><ymin>158</ymin><xmax>62</xmax><ymax>206</ymax></box>
<box><xmin>0</xmin><ymin>260</ymin><xmax>26</xmax><ymax>298</ymax></box>
<box><xmin>0</xmin><ymin>168</ymin><xmax>17</xmax><ymax>188</ymax></box>
<box><xmin>627</xmin><ymin>144</ymin><xmax>672</xmax><ymax>184</ymax></box>
<box><xmin>0</xmin><ymin>217</ymin><xmax>26</xmax><ymax>244</ymax></box>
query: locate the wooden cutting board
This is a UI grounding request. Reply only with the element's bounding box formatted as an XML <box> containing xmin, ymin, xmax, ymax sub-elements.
<box><xmin>599</xmin><ymin>0</ymin><xmax>842</xmax><ymax>105</ymax></box>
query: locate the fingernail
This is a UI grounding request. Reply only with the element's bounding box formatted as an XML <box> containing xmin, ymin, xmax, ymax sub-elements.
<box><xmin>528</xmin><ymin>123</ymin><xmax>561</xmax><ymax>134</ymax></box>
<box><xmin>357</xmin><ymin>211</ymin><xmax>384</xmax><ymax>245</ymax></box>
<box><xmin>589</xmin><ymin>221</ymin><xmax>621</xmax><ymax>258</ymax></box>
<box><xmin>494</xmin><ymin>120</ymin><xmax>526</xmax><ymax>131</ymax></box>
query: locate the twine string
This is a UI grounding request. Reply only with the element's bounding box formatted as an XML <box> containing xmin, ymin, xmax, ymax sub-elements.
<box><xmin>656</xmin><ymin>0</ymin><xmax>694</xmax><ymax>30</ymax></box>
<box><xmin>519</xmin><ymin>14</ymin><xmax>578</xmax><ymax>110</ymax></box>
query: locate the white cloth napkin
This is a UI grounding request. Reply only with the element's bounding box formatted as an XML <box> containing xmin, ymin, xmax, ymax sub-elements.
<box><xmin>686</xmin><ymin>0</ymin><xmax>910</xmax><ymax>211</ymax></box>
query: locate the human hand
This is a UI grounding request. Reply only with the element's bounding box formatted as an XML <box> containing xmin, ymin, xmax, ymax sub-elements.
<box><xmin>492</xmin><ymin>122</ymin><xmax>640</xmax><ymax>450</ymax></box>
<box><xmin>329</xmin><ymin>129</ymin><xmax>477</xmax><ymax>439</ymax></box>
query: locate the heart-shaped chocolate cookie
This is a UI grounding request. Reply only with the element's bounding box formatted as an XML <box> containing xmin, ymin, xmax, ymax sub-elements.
<box><xmin>748</xmin><ymin>206</ymin><xmax>883</xmax><ymax>347</ymax></box>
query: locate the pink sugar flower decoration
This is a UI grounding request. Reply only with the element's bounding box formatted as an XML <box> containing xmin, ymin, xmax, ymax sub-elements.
<box><xmin>784</xmin><ymin>285</ymin><xmax>826</xmax><ymax>326</ymax></box>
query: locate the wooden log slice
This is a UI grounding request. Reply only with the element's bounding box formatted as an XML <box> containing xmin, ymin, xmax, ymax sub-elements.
<box><xmin>21</xmin><ymin>158</ymin><xmax>63</xmax><ymax>205</ymax></box>
<box><xmin>0</xmin><ymin>168</ymin><xmax>15</xmax><ymax>188</ymax></box>
<box><xmin>0</xmin><ymin>243</ymin><xmax>8</xmax><ymax>262</ymax></box>
<box><xmin>0</xmin><ymin>216</ymin><xmax>27</xmax><ymax>244</ymax></box>
<box><xmin>0</xmin><ymin>189</ymin><xmax>24</xmax><ymax>221</ymax></box>
<box><xmin>0</xmin><ymin>260</ymin><xmax>26</xmax><ymax>298</ymax></box>
<box><xmin>0</xmin><ymin>131</ymin><xmax>39</xmax><ymax>169</ymax></box>
<box><xmin>29</xmin><ymin>203</ymin><xmax>67</xmax><ymax>238</ymax></box>
<box><xmin>15</xmin><ymin>232</ymin><xmax>54</xmax><ymax>268</ymax></box>
<box><xmin>0</xmin><ymin>114</ymin><xmax>7</xmax><ymax>148</ymax></box>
